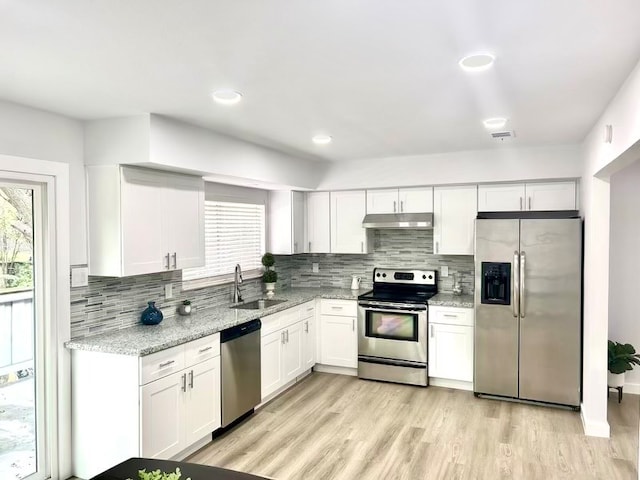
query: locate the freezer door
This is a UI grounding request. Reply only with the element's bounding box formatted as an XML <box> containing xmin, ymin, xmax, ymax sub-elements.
<box><xmin>518</xmin><ymin>218</ymin><xmax>582</xmax><ymax>406</ymax></box>
<box><xmin>474</xmin><ymin>219</ymin><xmax>520</xmax><ymax>398</ymax></box>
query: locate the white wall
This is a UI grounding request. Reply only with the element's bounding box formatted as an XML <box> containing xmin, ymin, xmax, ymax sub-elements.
<box><xmin>148</xmin><ymin>115</ymin><xmax>328</xmax><ymax>190</ymax></box>
<box><xmin>0</xmin><ymin>100</ymin><xmax>86</xmax><ymax>265</ymax></box>
<box><xmin>609</xmin><ymin>158</ymin><xmax>640</xmax><ymax>393</ymax></box>
<box><xmin>317</xmin><ymin>144</ymin><xmax>582</xmax><ymax>190</ymax></box>
<box><xmin>580</xmin><ymin>56</ymin><xmax>640</xmax><ymax>438</ymax></box>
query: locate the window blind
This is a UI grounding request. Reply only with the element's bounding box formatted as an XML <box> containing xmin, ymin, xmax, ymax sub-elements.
<box><xmin>182</xmin><ymin>200</ymin><xmax>266</xmax><ymax>284</ymax></box>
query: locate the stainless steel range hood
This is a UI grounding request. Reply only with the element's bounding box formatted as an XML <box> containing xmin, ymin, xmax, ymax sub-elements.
<box><xmin>362</xmin><ymin>212</ymin><xmax>433</xmax><ymax>229</ymax></box>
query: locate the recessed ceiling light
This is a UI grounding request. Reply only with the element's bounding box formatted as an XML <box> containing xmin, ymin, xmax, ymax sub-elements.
<box><xmin>212</xmin><ymin>89</ymin><xmax>243</xmax><ymax>105</ymax></box>
<box><xmin>312</xmin><ymin>134</ymin><xmax>332</xmax><ymax>145</ymax></box>
<box><xmin>483</xmin><ymin>117</ymin><xmax>508</xmax><ymax>129</ymax></box>
<box><xmin>459</xmin><ymin>53</ymin><xmax>495</xmax><ymax>72</ymax></box>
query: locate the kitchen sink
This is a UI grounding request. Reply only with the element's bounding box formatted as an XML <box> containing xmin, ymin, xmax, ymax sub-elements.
<box><xmin>230</xmin><ymin>299</ymin><xmax>287</xmax><ymax>310</ymax></box>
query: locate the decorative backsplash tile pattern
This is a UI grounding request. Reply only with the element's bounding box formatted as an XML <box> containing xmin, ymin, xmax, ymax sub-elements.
<box><xmin>70</xmin><ymin>229</ymin><xmax>474</xmax><ymax>340</ymax></box>
<box><xmin>275</xmin><ymin>229</ymin><xmax>475</xmax><ymax>293</ymax></box>
<box><xmin>70</xmin><ymin>272</ymin><xmax>263</xmax><ymax>339</ymax></box>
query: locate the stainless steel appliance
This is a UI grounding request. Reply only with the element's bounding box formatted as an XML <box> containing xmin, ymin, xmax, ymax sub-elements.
<box><xmin>474</xmin><ymin>212</ymin><xmax>582</xmax><ymax>408</ymax></box>
<box><xmin>358</xmin><ymin>268</ymin><xmax>437</xmax><ymax>386</ymax></box>
<box><xmin>220</xmin><ymin>319</ymin><xmax>261</xmax><ymax>427</ymax></box>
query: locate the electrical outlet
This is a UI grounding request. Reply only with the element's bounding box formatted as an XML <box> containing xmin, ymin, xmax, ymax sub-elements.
<box><xmin>312</xmin><ymin>262</ymin><xmax>319</xmax><ymax>273</ymax></box>
<box><xmin>71</xmin><ymin>266</ymin><xmax>89</xmax><ymax>287</ymax></box>
<box><xmin>440</xmin><ymin>266</ymin><xmax>449</xmax><ymax>277</ymax></box>
<box><xmin>164</xmin><ymin>283</ymin><xmax>173</xmax><ymax>299</ymax></box>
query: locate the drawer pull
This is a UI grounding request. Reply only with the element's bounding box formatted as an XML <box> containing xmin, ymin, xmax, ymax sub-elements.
<box><xmin>331</xmin><ymin>306</ymin><xmax>343</xmax><ymax>310</ymax></box>
<box><xmin>443</xmin><ymin>314</ymin><xmax>458</xmax><ymax>318</ymax></box>
<box><xmin>198</xmin><ymin>346</ymin><xmax>213</xmax><ymax>354</ymax></box>
<box><xmin>159</xmin><ymin>360</ymin><xmax>175</xmax><ymax>369</ymax></box>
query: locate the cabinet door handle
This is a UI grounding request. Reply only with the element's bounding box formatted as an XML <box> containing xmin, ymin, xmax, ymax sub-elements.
<box><xmin>435</xmin><ymin>241</ymin><xmax>439</xmax><ymax>254</ymax></box>
<box><xmin>165</xmin><ymin>253</ymin><xmax>170</xmax><ymax>269</ymax></box>
<box><xmin>159</xmin><ymin>360</ymin><xmax>175</xmax><ymax>369</ymax></box>
<box><xmin>281</xmin><ymin>331</ymin><xmax>285</xmax><ymax>344</ymax></box>
<box><xmin>294</xmin><ymin>242</ymin><xmax>298</xmax><ymax>253</ymax></box>
<box><xmin>352</xmin><ymin>318</ymin><xmax>355</xmax><ymax>331</ymax></box>
<box><xmin>172</xmin><ymin>252</ymin><xmax>177</xmax><ymax>269</ymax></box>
<box><xmin>181</xmin><ymin>373</ymin><xmax>187</xmax><ymax>392</ymax></box>
<box><xmin>361</xmin><ymin>241</ymin><xmax>364</xmax><ymax>253</ymax></box>
<box><xmin>308</xmin><ymin>241</ymin><xmax>311</xmax><ymax>252</ymax></box>
<box><xmin>519</xmin><ymin>197</ymin><xmax>523</xmax><ymax>210</ymax></box>
<box><xmin>528</xmin><ymin>197</ymin><xmax>532</xmax><ymax>210</ymax></box>
<box><xmin>305</xmin><ymin>321</ymin><xmax>309</xmax><ymax>333</ymax></box>
<box><xmin>400</xmin><ymin>200</ymin><xmax>404</xmax><ymax>212</ymax></box>
<box><xmin>393</xmin><ymin>200</ymin><xmax>397</xmax><ymax>213</ymax></box>
<box><xmin>430</xmin><ymin>325</ymin><xmax>434</xmax><ymax>338</ymax></box>
<box><xmin>286</xmin><ymin>329</ymin><xmax>289</xmax><ymax>343</ymax></box>
<box><xmin>189</xmin><ymin>370</ymin><xmax>194</xmax><ymax>389</ymax></box>
<box><xmin>198</xmin><ymin>346</ymin><xmax>213</xmax><ymax>354</ymax></box>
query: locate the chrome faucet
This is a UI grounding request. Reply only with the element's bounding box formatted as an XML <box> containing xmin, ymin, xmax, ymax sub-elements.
<box><xmin>233</xmin><ymin>264</ymin><xmax>243</xmax><ymax>303</ymax></box>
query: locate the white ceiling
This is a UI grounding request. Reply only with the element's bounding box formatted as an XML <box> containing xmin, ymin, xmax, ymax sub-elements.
<box><xmin>2</xmin><ymin>1</ymin><xmax>640</xmax><ymax>162</ymax></box>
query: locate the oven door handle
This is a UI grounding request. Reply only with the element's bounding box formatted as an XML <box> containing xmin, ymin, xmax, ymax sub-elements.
<box><xmin>358</xmin><ymin>302</ymin><xmax>427</xmax><ymax>312</ymax></box>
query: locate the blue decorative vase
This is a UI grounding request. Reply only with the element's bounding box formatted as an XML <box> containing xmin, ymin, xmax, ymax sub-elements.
<box><xmin>141</xmin><ymin>301</ymin><xmax>163</xmax><ymax>325</ymax></box>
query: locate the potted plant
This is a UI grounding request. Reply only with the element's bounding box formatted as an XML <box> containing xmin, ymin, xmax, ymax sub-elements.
<box><xmin>178</xmin><ymin>299</ymin><xmax>192</xmax><ymax>316</ymax></box>
<box><xmin>608</xmin><ymin>340</ymin><xmax>640</xmax><ymax>387</ymax></box>
<box><xmin>262</xmin><ymin>252</ymin><xmax>277</xmax><ymax>298</ymax></box>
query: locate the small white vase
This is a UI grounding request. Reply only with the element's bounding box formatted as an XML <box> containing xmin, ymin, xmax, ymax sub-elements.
<box><xmin>608</xmin><ymin>371</ymin><xmax>625</xmax><ymax>388</ymax></box>
<box><xmin>265</xmin><ymin>282</ymin><xmax>276</xmax><ymax>299</ymax></box>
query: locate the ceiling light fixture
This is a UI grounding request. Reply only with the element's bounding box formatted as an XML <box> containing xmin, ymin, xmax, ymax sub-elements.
<box><xmin>459</xmin><ymin>53</ymin><xmax>495</xmax><ymax>72</ymax></box>
<box><xmin>312</xmin><ymin>134</ymin><xmax>332</xmax><ymax>145</ymax></box>
<box><xmin>483</xmin><ymin>117</ymin><xmax>508</xmax><ymax>129</ymax></box>
<box><xmin>212</xmin><ymin>89</ymin><xmax>243</xmax><ymax>105</ymax></box>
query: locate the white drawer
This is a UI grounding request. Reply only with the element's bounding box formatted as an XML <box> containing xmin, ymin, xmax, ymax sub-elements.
<box><xmin>429</xmin><ymin>306</ymin><xmax>474</xmax><ymax>327</ymax></box>
<box><xmin>320</xmin><ymin>299</ymin><xmax>357</xmax><ymax>317</ymax></box>
<box><xmin>140</xmin><ymin>345</ymin><xmax>185</xmax><ymax>385</ymax></box>
<box><xmin>184</xmin><ymin>333</ymin><xmax>220</xmax><ymax>367</ymax></box>
<box><xmin>261</xmin><ymin>307</ymin><xmax>301</xmax><ymax>336</ymax></box>
<box><xmin>300</xmin><ymin>301</ymin><xmax>316</xmax><ymax>319</ymax></box>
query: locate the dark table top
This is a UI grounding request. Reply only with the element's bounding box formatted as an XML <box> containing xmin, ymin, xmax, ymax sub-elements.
<box><xmin>91</xmin><ymin>458</ymin><xmax>270</xmax><ymax>480</ymax></box>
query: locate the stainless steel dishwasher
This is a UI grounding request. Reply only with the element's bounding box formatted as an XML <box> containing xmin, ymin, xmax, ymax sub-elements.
<box><xmin>220</xmin><ymin>318</ymin><xmax>261</xmax><ymax>427</ymax></box>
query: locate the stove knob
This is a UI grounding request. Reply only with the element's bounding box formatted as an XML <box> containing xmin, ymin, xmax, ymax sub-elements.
<box><xmin>376</xmin><ymin>273</ymin><xmax>381</xmax><ymax>277</ymax></box>
<box><xmin>422</xmin><ymin>275</ymin><xmax>426</xmax><ymax>279</ymax></box>
<box><xmin>382</xmin><ymin>273</ymin><xmax>387</xmax><ymax>278</ymax></box>
<box><xmin>428</xmin><ymin>275</ymin><xmax>433</xmax><ymax>280</ymax></box>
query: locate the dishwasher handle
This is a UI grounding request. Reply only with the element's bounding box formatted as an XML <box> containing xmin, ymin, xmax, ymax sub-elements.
<box><xmin>221</xmin><ymin>319</ymin><xmax>262</xmax><ymax>343</ymax></box>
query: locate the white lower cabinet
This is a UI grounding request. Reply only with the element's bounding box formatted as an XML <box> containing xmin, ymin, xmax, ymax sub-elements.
<box><xmin>260</xmin><ymin>304</ymin><xmax>313</xmax><ymax>400</ymax></box>
<box><xmin>71</xmin><ymin>334</ymin><xmax>221</xmax><ymax>480</ymax></box>
<box><xmin>301</xmin><ymin>302</ymin><xmax>316</xmax><ymax>371</ymax></box>
<box><xmin>428</xmin><ymin>307</ymin><xmax>474</xmax><ymax>384</ymax></box>
<box><xmin>319</xmin><ymin>299</ymin><xmax>357</xmax><ymax>368</ymax></box>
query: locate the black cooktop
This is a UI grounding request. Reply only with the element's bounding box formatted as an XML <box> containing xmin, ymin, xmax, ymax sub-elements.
<box><xmin>358</xmin><ymin>289</ymin><xmax>437</xmax><ymax>304</ymax></box>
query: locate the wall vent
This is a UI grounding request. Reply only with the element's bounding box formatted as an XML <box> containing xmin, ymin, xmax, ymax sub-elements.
<box><xmin>490</xmin><ymin>130</ymin><xmax>515</xmax><ymax>141</ymax></box>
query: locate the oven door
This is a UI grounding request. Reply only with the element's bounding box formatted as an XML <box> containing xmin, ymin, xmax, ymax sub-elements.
<box><xmin>358</xmin><ymin>302</ymin><xmax>427</xmax><ymax>364</ymax></box>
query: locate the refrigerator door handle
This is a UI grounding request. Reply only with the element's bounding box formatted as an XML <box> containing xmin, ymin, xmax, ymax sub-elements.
<box><xmin>520</xmin><ymin>251</ymin><xmax>526</xmax><ymax>318</ymax></box>
<box><xmin>513</xmin><ymin>251</ymin><xmax>519</xmax><ymax>318</ymax></box>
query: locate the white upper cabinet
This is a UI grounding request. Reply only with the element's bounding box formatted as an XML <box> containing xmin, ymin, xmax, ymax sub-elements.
<box><xmin>305</xmin><ymin>191</ymin><xmax>331</xmax><ymax>253</ymax></box>
<box><xmin>433</xmin><ymin>185</ymin><xmax>477</xmax><ymax>256</ymax></box>
<box><xmin>366</xmin><ymin>187</ymin><xmax>433</xmax><ymax>214</ymax></box>
<box><xmin>87</xmin><ymin>165</ymin><xmax>204</xmax><ymax>277</ymax></box>
<box><xmin>268</xmin><ymin>191</ymin><xmax>305</xmax><ymax>255</ymax></box>
<box><xmin>525</xmin><ymin>182</ymin><xmax>576</xmax><ymax>211</ymax></box>
<box><xmin>478</xmin><ymin>181</ymin><xmax>576</xmax><ymax>212</ymax></box>
<box><xmin>331</xmin><ymin>190</ymin><xmax>369</xmax><ymax>254</ymax></box>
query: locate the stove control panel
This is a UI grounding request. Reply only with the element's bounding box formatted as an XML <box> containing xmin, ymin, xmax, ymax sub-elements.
<box><xmin>373</xmin><ymin>268</ymin><xmax>436</xmax><ymax>286</ymax></box>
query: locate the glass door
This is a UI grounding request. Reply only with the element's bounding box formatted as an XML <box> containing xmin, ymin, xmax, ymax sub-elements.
<box><xmin>0</xmin><ymin>183</ymin><xmax>47</xmax><ymax>480</ymax></box>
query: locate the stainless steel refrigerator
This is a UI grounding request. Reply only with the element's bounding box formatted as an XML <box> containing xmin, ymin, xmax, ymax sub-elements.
<box><xmin>474</xmin><ymin>214</ymin><xmax>582</xmax><ymax>408</ymax></box>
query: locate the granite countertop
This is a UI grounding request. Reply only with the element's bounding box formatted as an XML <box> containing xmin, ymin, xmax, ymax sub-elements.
<box><xmin>429</xmin><ymin>293</ymin><xmax>474</xmax><ymax>308</ymax></box>
<box><xmin>65</xmin><ymin>287</ymin><xmax>365</xmax><ymax>357</ymax></box>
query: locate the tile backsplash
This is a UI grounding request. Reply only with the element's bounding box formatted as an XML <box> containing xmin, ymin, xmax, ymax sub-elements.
<box><xmin>70</xmin><ymin>228</ymin><xmax>474</xmax><ymax>340</ymax></box>
<box><xmin>275</xmin><ymin>229</ymin><xmax>474</xmax><ymax>293</ymax></box>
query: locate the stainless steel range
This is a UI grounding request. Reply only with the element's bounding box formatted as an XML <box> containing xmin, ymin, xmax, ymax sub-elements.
<box><xmin>357</xmin><ymin>268</ymin><xmax>437</xmax><ymax>387</ymax></box>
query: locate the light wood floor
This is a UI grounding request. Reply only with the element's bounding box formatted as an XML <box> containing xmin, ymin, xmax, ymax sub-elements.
<box><xmin>188</xmin><ymin>373</ymin><xmax>639</xmax><ymax>480</ymax></box>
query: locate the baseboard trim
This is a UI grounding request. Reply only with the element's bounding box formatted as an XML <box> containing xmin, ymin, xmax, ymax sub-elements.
<box><xmin>580</xmin><ymin>405</ymin><xmax>611</xmax><ymax>438</ymax></box>
<box><xmin>429</xmin><ymin>377</ymin><xmax>473</xmax><ymax>391</ymax></box>
<box><xmin>623</xmin><ymin>381</ymin><xmax>640</xmax><ymax>395</ymax></box>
